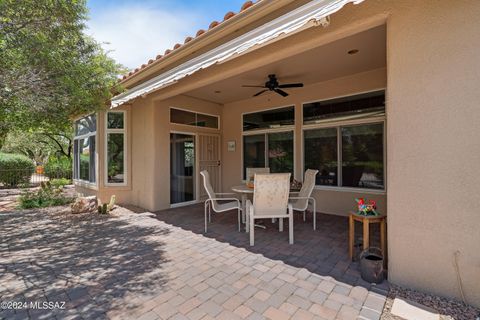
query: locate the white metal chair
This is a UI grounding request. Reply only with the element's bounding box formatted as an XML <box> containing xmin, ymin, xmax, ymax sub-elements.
<box><xmin>200</xmin><ymin>170</ymin><xmax>241</xmax><ymax>233</ymax></box>
<box><xmin>246</xmin><ymin>173</ymin><xmax>293</xmax><ymax>246</ymax></box>
<box><xmin>289</xmin><ymin>169</ymin><xmax>318</xmax><ymax>230</ymax></box>
<box><xmin>245</xmin><ymin>167</ymin><xmax>270</xmax><ymax>181</ymax></box>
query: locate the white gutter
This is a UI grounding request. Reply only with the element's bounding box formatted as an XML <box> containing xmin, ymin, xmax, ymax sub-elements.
<box><xmin>111</xmin><ymin>0</ymin><xmax>365</xmax><ymax>108</ymax></box>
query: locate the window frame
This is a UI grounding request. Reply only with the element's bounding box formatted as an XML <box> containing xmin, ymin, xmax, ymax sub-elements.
<box><xmin>73</xmin><ymin>114</ymin><xmax>98</xmax><ymax>187</ymax></box>
<box><xmin>241</xmin><ymin>105</ymin><xmax>296</xmax><ymax>180</ymax></box>
<box><xmin>169</xmin><ymin>107</ymin><xmax>220</xmax><ymax>130</ymax></box>
<box><xmin>301</xmin><ymin>90</ymin><xmax>386</xmax><ymax>194</ymax></box>
<box><xmin>104</xmin><ymin>110</ymin><xmax>128</xmax><ymax>187</ymax></box>
<box><xmin>242</xmin><ymin>105</ymin><xmax>295</xmax><ymax>133</ymax></box>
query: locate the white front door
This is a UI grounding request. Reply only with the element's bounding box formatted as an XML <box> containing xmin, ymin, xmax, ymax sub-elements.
<box><xmin>198</xmin><ymin>134</ymin><xmax>221</xmax><ymax>199</ymax></box>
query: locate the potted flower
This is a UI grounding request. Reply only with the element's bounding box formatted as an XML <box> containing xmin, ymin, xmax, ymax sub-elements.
<box><xmin>355</xmin><ymin>198</ymin><xmax>379</xmax><ymax>216</ymax></box>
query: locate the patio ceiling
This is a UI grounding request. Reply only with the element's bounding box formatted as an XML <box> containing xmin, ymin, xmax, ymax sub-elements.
<box><xmin>186</xmin><ymin>24</ymin><xmax>386</xmax><ymax>104</ymax></box>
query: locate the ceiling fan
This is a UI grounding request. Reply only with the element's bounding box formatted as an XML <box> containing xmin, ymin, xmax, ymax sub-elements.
<box><xmin>242</xmin><ymin>74</ymin><xmax>303</xmax><ymax>97</ymax></box>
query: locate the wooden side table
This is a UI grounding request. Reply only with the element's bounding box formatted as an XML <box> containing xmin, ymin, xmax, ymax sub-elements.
<box><xmin>348</xmin><ymin>212</ymin><xmax>386</xmax><ymax>262</ymax></box>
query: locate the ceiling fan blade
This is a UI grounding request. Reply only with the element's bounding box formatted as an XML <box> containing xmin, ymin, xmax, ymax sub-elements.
<box><xmin>278</xmin><ymin>83</ymin><xmax>303</xmax><ymax>88</ymax></box>
<box><xmin>253</xmin><ymin>89</ymin><xmax>268</xmax><ymax>97</ymax></box>
<box><xmin>274</xmin><ymin>88</ymin><xmax>289</xmax><ymax>97</ymax></box>
<box><xmin>242</xmin><ymin>85</ymin><xmax>265</xmax><ymax>88</ymax></box>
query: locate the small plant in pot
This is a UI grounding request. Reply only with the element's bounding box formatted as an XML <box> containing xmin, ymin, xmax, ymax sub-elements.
<box><xmin>355</xmin><ymin>198</ymin><xmax>378</xmax><ymax>216</ymax></box>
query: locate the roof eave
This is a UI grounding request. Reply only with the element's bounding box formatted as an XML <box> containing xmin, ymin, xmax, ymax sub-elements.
<box><xmin>119</xmin><ymin>0</ymin><xmax>297</xmax><ymax>89</ymax></box>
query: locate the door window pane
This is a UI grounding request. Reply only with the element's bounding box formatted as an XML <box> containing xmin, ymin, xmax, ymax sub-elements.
<box><xmin>304</xmin><ymin>128</ymin><xmax>338</xmax><ymax>186</ymax></box>
<box><xmin>107</xmin><ymin>133</ymin><xmax>124</xmax><ymax>183</ymax></box>
<box><xmin>170</xmin><ymin>133</ymin><xmax>195</xmax><ymax>204</ymax></box>
<box><xmin>268</xmin><ymin>131</ymin><xmax>294</xmax><ymax>175</ymax></box>
<box><xmin>342</xmin><ymin>123</ymin><xmax>384</xmax><ymax>189</ymax></box>
<box><xmin>243</xmin><ymin>106</ymin><xmax>294</xmax><ymax>131</ymax></box>
<box><xmin>107</xmin><ymin>112</ymin><xmax>124</xmax><ymax>129</ymax></box>
<box><xmin>243</xmin><ymin>135</ymin><xmax>265</xmax><ymax>179</ymax></box>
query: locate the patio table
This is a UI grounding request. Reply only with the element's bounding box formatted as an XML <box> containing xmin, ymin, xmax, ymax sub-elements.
<box><xmin>232</xmin><ymin>184</ymin><xmax>301</xmax><ymax>232</ymax></box>
<box><xmin>231</xmin><ymin>185</ymin><xmax>253</xmax><ymax>224</ymax></box>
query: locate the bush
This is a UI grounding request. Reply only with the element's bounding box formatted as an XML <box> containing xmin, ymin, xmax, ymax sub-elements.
<box><xmin>50</xmin><ymin>178</ymin><xmax>71</xmax><ymax>188</ymax></box>
<box><xmin>0</xmin><ymin>152</ymin><xmax>35</xmax><ymax>187</ymax></box>
<box><xmin>44</xmin><ymin>156</ymin><xmax>72</xmax><ymax>180</ymax></box>
<box><xmin>18</xmin><ymin>181</ymin><xmax>74</xmax><ymax>209</ymax></box>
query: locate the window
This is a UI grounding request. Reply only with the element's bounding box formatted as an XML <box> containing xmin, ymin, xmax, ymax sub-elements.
<box><xmin>242</xmin><ymin>106</ymin><xmax>295</xmax><ymax>179</ymax></box>
<box><xmin>106</xmin><ymin>111</ymin><xmax>126</xmax><ymax>185</ymax></box>
<box><xmin>268</xmin><ymin>131</ymin><xmax>294</xmax><ymax>175</ymax></box>
<box><xmin>73</xmin><ymin>114</ymin><xmax>96</xmax><ymax>184</ymax></box>
<box><xmin>303</xmin><ymin>91</ymin><xmax>385</xmax><ymax>190</ymax></box>
<box><xmin>304</xmin><ymin>128</ymin><xmax>338</xmax><ymax>186</ymax></box>
<box><xmin>303</xmin><ymin>91</ymin><xmax>385</xmax><ymax>124</ymax></box>
<box><xmin>243</xmin><ymin>106</ymin><xmax>294</xmax><ymax>131</ymax></box>
<box><xmin>170</xmin><ymin>108</ymin><xmax>218</xmax><ymax>129</ymax></box>
<box><xmin>342</xmin><ymin>123</ymin><xmax>383</xmax><ymax>189</ymax></box>
<box><xmin>243</xmin><ymin>132</ymin><xmax>294</xmax><ymax>179</ymax></box>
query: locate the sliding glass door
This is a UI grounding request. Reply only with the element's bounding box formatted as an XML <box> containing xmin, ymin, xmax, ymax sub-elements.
<box><xmin>170</xmin><ymin>133</ymin><xmax>195</xmax><ymax>205</ymax></box>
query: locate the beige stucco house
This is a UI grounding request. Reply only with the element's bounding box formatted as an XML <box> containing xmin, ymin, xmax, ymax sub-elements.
<box><xmin>74</xmin><ymin>0</ymin><xmax>480</xmax><ymax>307</ymax></box>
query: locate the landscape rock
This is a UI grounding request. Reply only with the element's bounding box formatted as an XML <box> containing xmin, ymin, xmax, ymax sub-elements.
<box><xmin>70</xmin><ymin>196</ymin><xmax>98</xmax><ymax>214</ymax></box>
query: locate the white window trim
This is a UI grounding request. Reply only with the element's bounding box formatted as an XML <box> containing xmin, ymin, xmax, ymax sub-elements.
<box><xmin>169</xmin><ymin>107</ymin><xmax>220</xmax><ymax>130</ymax></box>
<box><xmin>105</xmin><ymin>110</ymin><xmax>128</xmax><ymax>187</ymax></box>
<box><xmin>73</xmin><ymin>114</ymin><xmax>98</xmax><ymax>187</ymax></box>
<box><xmin>301</xmin><ymin>91</ymin><xmax>387</xmax><ymax>193</ymax></box>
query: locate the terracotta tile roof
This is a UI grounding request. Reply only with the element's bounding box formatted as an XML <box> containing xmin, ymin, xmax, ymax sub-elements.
<box><xmin>119</xmin><ymin>0</ymin><xmax>260</xmax><ymax>82</ymax></box>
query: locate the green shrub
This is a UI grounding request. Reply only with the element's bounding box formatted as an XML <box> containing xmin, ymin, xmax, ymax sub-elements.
<box><xmin>0</xmin><ymin>152</ymin><xmax>35</xmax><ymax>187</ymax></box>
<box><xmin>44</xmin><ymin>156</ymin><xmax>72</xmax><ymax>179</ymax></box>
<box><xmin>50</xmin><ymin>178</ymin><xmax>71</xmax><ymax>188</ymax></box>
<box><xmin>18</xmin><ymin>181</ymin><xmax>74</xmax><ymax>209</ymax></box>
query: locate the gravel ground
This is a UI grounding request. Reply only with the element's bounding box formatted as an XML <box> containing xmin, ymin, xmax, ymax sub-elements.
<box><xmin>381</xmin><ymin>284</ymin><xmax>479</xmax><ymax>320</ymax></box>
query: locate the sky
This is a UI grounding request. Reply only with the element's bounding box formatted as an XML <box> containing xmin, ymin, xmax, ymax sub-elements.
<box><xmin>86</xmin><ymin>0</ymin><xmax>247</xmax><ymax>70</ymax></box>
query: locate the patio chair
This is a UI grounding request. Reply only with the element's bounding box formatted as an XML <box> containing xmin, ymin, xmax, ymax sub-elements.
<box><xmin>246</xmin><ymin>173</ymin><xmax>293</xmax><ymax>246</ymax></box>
<box><xmin>200</xmin><ymin>170</ymin><xmax>241</xmax><ymax>233</ymax></box>
<box><xmin>245</xmin><ymin>167</ymin><xmax>270</xmax><ymax>181</ymax></box>
<box><xmin>289</xmin><ymin>169</ymin><xmax>318</xmax><ymax>230</ymax></box>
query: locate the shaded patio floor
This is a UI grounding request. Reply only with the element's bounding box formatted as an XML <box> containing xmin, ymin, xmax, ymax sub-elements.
<box><xmin>154</xmin><ymin>203</ymin><xmax>389</xmax><ymax>293</ymax></box>
<box><xmin>1</xmin><ymin>203</ymin><xmax>389</xmax><ymax>320</ymax></box>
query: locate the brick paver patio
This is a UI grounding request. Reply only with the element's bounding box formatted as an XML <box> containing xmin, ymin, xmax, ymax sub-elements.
<box><xmin>0</xmin><ymin>205</ymin><xmax>387</xmax><ymax>319</ymax></box>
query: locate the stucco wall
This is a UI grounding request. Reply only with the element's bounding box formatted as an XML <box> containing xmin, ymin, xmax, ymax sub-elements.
<box><xmin>384</xmin><ymin>1</ymin><xmax>480</xmax><ymax>307</ymax></box>
<box><xmin>221</xmin><ymin>68</ymin><xmax>387</xmax><ymax>216</ymax></box>
<box><xmin>78</xmin><ymin>0</ymin><xmax>480</xmax><ymax>306</ymax></box>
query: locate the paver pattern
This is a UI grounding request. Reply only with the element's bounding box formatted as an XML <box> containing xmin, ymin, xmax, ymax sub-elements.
<box><xmin>1</xmin><ymin>205</ymin><xmax>387</xmax><ymax>319</ymax></box>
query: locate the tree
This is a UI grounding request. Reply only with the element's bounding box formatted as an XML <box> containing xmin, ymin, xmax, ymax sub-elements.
<box><xmin>0</xmin><ymin>0</ymin><xmax>125</xmax><ymax>138</ymax></box>
<box><xmin>2</xmin><ymin>128</ymin><xmax>73</xmax><ymax>164</ymax></box>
